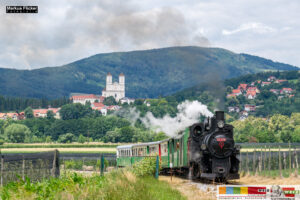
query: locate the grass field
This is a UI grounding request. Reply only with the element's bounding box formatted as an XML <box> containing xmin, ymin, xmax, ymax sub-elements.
<box><xmin>0</xmin><ymin>148</ymin><xmax>116</xmax><ymax>154</ymax></box>
<box><xmin>0</xmin><ymin>170</ymin><xmax>185</xmax><ymax>200</ymax></box>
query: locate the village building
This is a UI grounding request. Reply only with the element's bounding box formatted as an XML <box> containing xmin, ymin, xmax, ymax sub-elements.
<box><xmin>33</xmin><ymin>108</ymin><xmax>60</xmax><ymax>119</ymax></box>
<box><xmin>232</xmin><ymin>89</ymin><xmax>242</xmax><ymax>96</ymax></box>
<box><xmin>91</xmin><ymin>102</ymin><xmax>107</xmax><ymax>116</ymax></box>
<box><xmin>280</xmin><ymin>88</ymin><xmax>293</xmax><ymax>94</ymax></box>
<box><xmin>71</xmin><ymin>94</ymin><xmax>104</xmax><ymax>105</ymax></box>
<box><xmin>120</xmin><ymin>97</ymin><xmax>135</xmax><ymax>104</ymax></box>
<box><xmin>246</xmin><ymin>90</ymin><xmax>257</xmax><ymax>99</ymax></box>
<box><xmin>228</xmin><ymin>106</ymin><xmax>240</xmax><ymax>113</ymax></box>
<box><xmin>244</xmin><ymin>104</ymin><xmax>256</xmax><ymax>112</ymax></box>
<box><xmin>238</xmin><ymin>84</ymin><xmax>248</xmax><ymax>92</ymax></box>
<box><xmin>102</xmin><ymin>73</ymin><xmax>125</xmax><ymax>101</ymax></box>
<box><xmin>267</xmin><ymin>76</ymin><xmax>276</xmax><ymax>82</ymax></box>
<box><xmin>275</xmin><ymin>79</ymin><xmax>287</xmax><ymax>84</ymax></box>
<box><xmin>261</xmin><ymin>81</ymin><xmax>271</xmax><ymax>86</ymax></box>
<box><xmin>270</xmin><ymin>89</ymin><xmax>280</xmax><ymax>95</ymax></box>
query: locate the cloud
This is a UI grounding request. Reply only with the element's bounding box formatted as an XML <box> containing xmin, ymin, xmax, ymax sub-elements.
<box><xmin>222</xmin><ymin>22</ymin><xmax>276</xmax><ymax>35</ymax></box>
<box><xmin>0</xmin><ymin>0</ymin><xmax>299</xmax><ymax>69</ymax></box>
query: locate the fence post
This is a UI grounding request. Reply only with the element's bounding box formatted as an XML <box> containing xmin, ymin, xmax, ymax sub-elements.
<box><xmin>279</xmin><ymin>146</ymin><xmax>282</xmax><ymax>178</ymax></box>
<box><xmin>253</xmin><ymin>149</ymin><xmax>256</xmax><ymax>174</ymax></box>
<box><xmin>295</xmin><ymin>148</ymin><xmax>299</xmax><ymax>177</ymax></box>
<box><xmin>51</xmin><ymin>149</ymin><xmax>58</xmax><ymax>177</ymax></box>
<box><xmin>0</xmin><ymin>151</ymin><xmax>3</xmax><ymax>186</ymax></box>
<box><xmin>22</xmin><ymin>155</ymin><xmax>25</xmax><ymax>181</ymax></box>
<box><xmin>100</xmin><ymin>154</ymin><xmax>104</xmax><ymax>176</ymax></box>
<box><xmin>155</xmin><ymin>155</ymin><xmax>159</xmax><ymax>179</ymax></box>
<box><xmin>283</xmin><ymin>152</ymin><xmax>287</xmax><ymax>171</ymax></box>
<box><xmin>264</xmin><ymin>146</ymin><xmax>266</xmax><ymax>173</ymax></box>
<box><xmin>268</xmin><ymin>146</ymin><xmax>271</xmax><ymax>171</ymax></box>
<box><xmin>246</xmin><ymin>150</ymin><xmax>249</xmax><ymax>175</ymax></box>
<box><xmin>289</xmin><ymin>142</ymin><xmax>291</xmax><ymax>175</ymax></box>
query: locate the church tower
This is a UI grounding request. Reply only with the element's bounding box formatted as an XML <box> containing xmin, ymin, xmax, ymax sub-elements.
<box><xmin>102</xmin><ymin>72</ymin><xmax>125</xmax><ymax>101</ymax></box>
<box><xmin>106</xmin><ymin>72</ymin><xmax>112</xmax><ymax>85</ymax></box>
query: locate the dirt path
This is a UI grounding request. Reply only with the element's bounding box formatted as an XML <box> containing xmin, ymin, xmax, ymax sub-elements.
<box><xmin>159</xmin><ymin>174</ymin><xmax>300</xmax><ymax>200</ymax></box>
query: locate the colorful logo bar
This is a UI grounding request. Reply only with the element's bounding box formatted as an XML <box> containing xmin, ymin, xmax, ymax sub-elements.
<box><xmin>217</xmin><ymin>185</ymin><xmax>300</xmax><ymax>200</ymax></box>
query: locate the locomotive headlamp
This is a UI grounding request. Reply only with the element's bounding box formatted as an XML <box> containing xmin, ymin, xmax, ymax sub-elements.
<box><xmin>201</xmin><ymin>144</ymin><xmax>207</xmax><ymax>150</ymax></box>
<box><xmin>217</xmin><ymin>120</ymin><xmax>224</xmax><ymax>128</ymax></box>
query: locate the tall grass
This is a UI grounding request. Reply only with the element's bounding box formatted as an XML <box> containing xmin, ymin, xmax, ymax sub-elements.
<box><xmin>0</xmin><ymin>170</ymin><xmax>185</xmax><ymax>200</ymax></box>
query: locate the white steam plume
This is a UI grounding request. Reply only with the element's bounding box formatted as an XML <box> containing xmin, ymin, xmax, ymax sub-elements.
<box><xmin>141</xmin><ymin>100</ymin><xmax>213</xmax><ymax>137</ymax></box>
<box><xmin>116</xmin><ymin>100</ymin><xmax>213</xmax><ymax>137</ymax></box>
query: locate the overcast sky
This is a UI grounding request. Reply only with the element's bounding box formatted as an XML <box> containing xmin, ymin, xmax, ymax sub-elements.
<box><xmin>0</xmin><ymin>0</ymin><xmax>299</xmax><ymax>69</ymax></box>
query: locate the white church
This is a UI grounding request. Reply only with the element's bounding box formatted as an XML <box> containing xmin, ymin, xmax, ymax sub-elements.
<box><xmin>102</xmin><ymin>72</ymin><xmax>125</xmax><ymax>101</ymax></box>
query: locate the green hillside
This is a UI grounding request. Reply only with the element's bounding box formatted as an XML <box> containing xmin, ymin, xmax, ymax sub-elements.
<box><xmin>0</xmin><ymin>46</ymin><xmax>298</xmax><ymax>99</ymax></box>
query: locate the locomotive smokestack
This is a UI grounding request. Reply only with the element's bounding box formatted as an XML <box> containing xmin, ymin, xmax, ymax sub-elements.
<box><xmin>215</xmin><ymin>111</ymin><xmax>224</xmax><ymax>121</ymax></box>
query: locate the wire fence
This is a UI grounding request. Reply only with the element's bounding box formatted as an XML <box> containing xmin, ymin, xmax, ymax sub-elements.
<box><xmin>0</xmin><ymin>150</ymin><xmax>59</xmax><ymax>185</ymax></box>
<box><xmin>60</xmin><ymin>153</ymin><xmax>116</xmax><ymax>173</ymax></box>
<box><xmin>239</xmin><ymin>145</ymin><xmax>300</xmax><ymax>177</ymax></box>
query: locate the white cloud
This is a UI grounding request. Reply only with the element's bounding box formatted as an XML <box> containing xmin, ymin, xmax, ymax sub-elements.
<box><xmin>0</xmin><ymin>0</ymin><xmax>299</xmax><ymax>69</ymax></box>
<box><xmin>222</xmin><ymin>22</ymin><xmax>276</xmax><ymax>35</ymax></box>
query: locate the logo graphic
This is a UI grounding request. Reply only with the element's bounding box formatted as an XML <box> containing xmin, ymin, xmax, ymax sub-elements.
<box><xmin>216</xmin><ymin>138</ymin><xmax>226</xmax><ymax>149</ymax></box>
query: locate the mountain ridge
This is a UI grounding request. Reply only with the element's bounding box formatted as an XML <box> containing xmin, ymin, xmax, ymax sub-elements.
<box><xmin>0</xmin><ymin>46</ymin><xmax>298</xmax><ymax>99</ymax></box>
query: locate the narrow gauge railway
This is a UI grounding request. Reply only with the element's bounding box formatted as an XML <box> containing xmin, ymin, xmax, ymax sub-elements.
<box><xmin>117</xmin><ymin>111</ymin><xmax>240</xmax><ymax>182</ymax></box>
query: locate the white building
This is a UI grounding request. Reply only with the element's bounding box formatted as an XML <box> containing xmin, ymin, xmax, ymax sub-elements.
<box><xmin>120</xmin><ymin>97</ymin><xmax>135</xmax><ymax>104</ymax></box>
<box><xmin>102</xmin><ymin>73</ymin><xmax>125</xmax><ymax>101</ymax></box>
<box><xmin>71</xmin><ymin>94</ymin><xmax>104</xmax><ymax>105</ymax></box>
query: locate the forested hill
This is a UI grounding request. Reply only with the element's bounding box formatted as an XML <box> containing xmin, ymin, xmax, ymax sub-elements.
<box><xmin>0</xmin><ymin>46</ymin><xmax>298</xmax><ymax>99</ymax></box>
<box><xmin>168</xmin><ymin>70</ymin><xmax>299</xmax><ymax>117</ymax></box>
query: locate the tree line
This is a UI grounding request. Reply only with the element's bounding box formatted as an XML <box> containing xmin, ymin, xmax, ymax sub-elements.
<box><xmin>0</xmin><ymin>103</ymin><xmax>167</xmax><ymax>144</ymax></box>
<box><xmin>232</xmin><ymin>113</ymin><xmax>300</xmax><ymax>143</ymax></box>
<box><xmin>0</xmin><ymin>95</ymin><xmax>71</xmax><ymax>112</ymax></box>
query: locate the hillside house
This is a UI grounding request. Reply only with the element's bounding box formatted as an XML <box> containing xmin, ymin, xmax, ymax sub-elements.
<box><xmin>270</xmin><ymin>89</ymin><xmax>280</xmax><ymax>94</ymax></box>
<box><xmin>244</xmin><ymin>104</ymin><xmax>256</xmax><ymax>112</ymax></box>
<box><xmin>247</xmin><ymin>87</ymin><xmax>259</xmax><ymax>93</ymax></box>
<box><xmin>238</xmin><ymin>84</ymin><xmax>248</xmax><ymax>91</ymax></box>
<box><xmin>275</xmin><ymin>79</ymin><xmax>287</xmax><ymax>83</ymax></box>
<box><xmin>71</xmin><ymin>94</ymin><xmax>104</xmax><ymax>105</ymax></box>
<box><xmin>228</xmin><ymin>106</ymin><xmax>240</xmax><ymax>113</ymax></box>
<box><xmin>120</xmin><ymin>97</ymin><xmax>135</xmax><ymax>104</ymax></box>
<box><xmin>280</xmin><ymin>88</ymin><xmax>293</xmax><ymax>94</ymax></box>
<box><xmin>262</xmin><ymin>82</ymin><xmax>271</xmax><ymax>86</ymax></box>
<box><xmin>232</xmin><ymin>89</ymin><xmax>242</xmax><ymax>96</ymax></box>
<box><xmin>267</xmin><ymin>76</ymin><xmax>276</xmax><ymax>82</ymax></box>
<box><xmin>0</xmin><ymin>112</ymin><xmax>24</xmax><ymax>120</ymax></box>
<box><xmin>246</xmin><ymin>90</ymin><xmax>257</xmax><ymax>99</ymax></box>
<box><xmin>33</xmin><ymin>108</ymin><xmax>60</xmax><ymax>119</ymax></box>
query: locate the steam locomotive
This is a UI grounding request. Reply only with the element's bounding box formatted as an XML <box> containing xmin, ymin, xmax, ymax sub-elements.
<box><xmin>117</xmin><ymin>111</ymin><xmax>240</xmax><ymax>181</ymax></box>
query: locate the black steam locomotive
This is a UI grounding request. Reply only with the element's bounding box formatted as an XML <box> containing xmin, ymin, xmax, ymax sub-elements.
<box><xmin>189</xmin><ymin>111</ymin><xmax>240</xmax><ymax>181</ymax></box>
<box><xmin>117</xmin><ymin>111</ymin><xmax>240</xmax><ymax>182</ymax></box>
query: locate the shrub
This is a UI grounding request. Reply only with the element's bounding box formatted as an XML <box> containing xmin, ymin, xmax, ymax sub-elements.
<box><xmin>132</xmin><ymin>156</ymin><xmax>160</xmax><ymax>177</ymax></box>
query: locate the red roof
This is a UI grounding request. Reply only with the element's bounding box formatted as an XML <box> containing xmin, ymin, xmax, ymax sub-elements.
<box><xmin>246</xmin><ymin>90</ymin><xmax>256</xmax><ymax>96</ymax></box>
<box><xmin>282</xmin><ymin>88</ymin><xmax>293</xmax><ymax>91</ymax></box>
<box><xmin>245</xmin><ymin>104</ymin><xmax>255</xmax><ymax>108</ymax></box>
<box><xmin>262</xmin><ymin>82</ymin><xmax>271</xmax><ymax>84</ymax></box>
<box><xmin>247</xmin><ymin>87</ymin><xmax>257</xmax><ymax>91</ymax></box>
<box><xmin>93</xmin><ymin>102</ymin><xmax>104</xmax><ymax>107</ymax></box>
<box><xmin>71</xmin><ymin>94</ymin><xmax>99</xmax><ymax>100</ymax></box>
<box><xmin>276</xmin><ymin>79</ymin><xmax>287</xmax><ymax>83</ymax></box>
<box><xmin>238</xmin><ymin>84</ymin><xmax>247</xmax><ymax>90</ymax></box>
<box><xmin>232</xmin><ymin>89</ymin><xmax>241</xmax><ymax>94</ymax></box>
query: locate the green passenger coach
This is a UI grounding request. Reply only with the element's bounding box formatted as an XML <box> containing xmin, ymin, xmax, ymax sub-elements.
<box><xmin>116</xmin><ymin>128</ymin><xmax>190</xmax><ymax>169</ymax></box>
